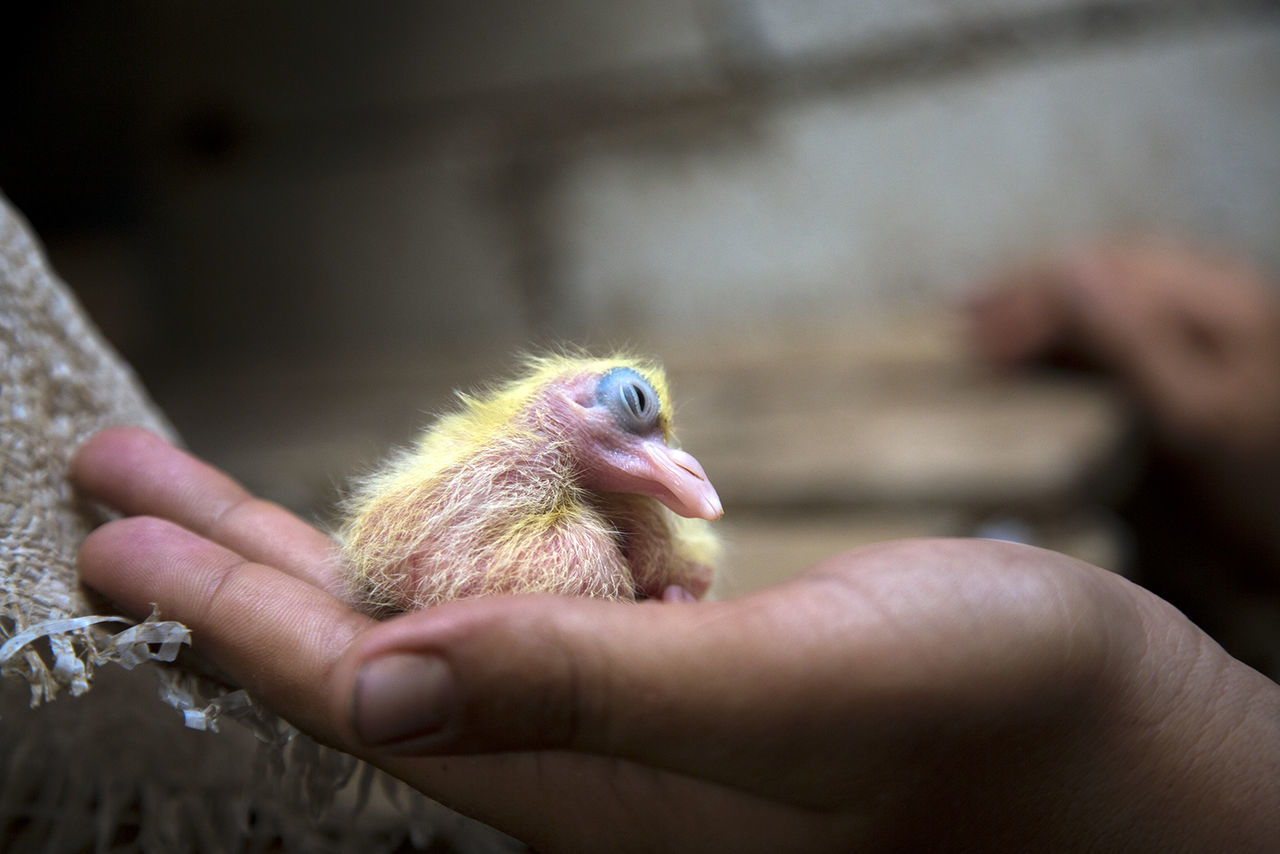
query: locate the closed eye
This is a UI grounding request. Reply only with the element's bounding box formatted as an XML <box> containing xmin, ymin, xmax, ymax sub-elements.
<box><xmin>596</xmin><ymin>367</ymin><xmax>660</xmax><ymax>433</ymax></box>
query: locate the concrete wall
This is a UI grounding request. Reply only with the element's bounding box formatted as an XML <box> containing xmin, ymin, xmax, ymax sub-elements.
<box><xmin>554</xmin><ymin>23</ymin><xmax>1280</xmax><ymax>338</ymax></box>
<box><xmin>6</xmin><ymin>1</ymin><xmax>1279</xmax><ymax>368</ymax></box>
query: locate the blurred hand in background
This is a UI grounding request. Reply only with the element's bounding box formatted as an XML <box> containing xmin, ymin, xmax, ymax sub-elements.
<box><xmin>968</xmin><ymin>237</ymin><xmax>1280</xmax><ymax>675</ymax></box>
<box><xmin>969</xmin><ymin>236</ymin><xmax>1280</xmax><ymax>456</ymax></box>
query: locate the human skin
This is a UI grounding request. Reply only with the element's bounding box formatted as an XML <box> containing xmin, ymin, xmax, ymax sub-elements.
<box><xmin>969</xmin><ymin>236</ymin><xmax>1280</xmax><ymax>610</ymax></box>
<box><xmin>73</xmin><ymin>427</ymin><xmax>1280</xmax><ymax>852</ymax></box>
<box><xmin>968</xmin><ymin>237</ymin><xmax>1280</xmax><ymax>458</ymax></box>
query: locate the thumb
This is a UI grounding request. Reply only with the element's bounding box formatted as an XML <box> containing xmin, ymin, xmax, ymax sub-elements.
<box><xmin>337</xmin><ymin>593</ymin><xmax>762</xmax><ymax>751</ymax></box>
<box><xmin>330</xmin><ymin>585</ymin><xmax>866</xmax><ymax>802</ymax></box>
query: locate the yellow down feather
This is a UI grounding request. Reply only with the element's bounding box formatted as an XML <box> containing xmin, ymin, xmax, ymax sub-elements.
<box><xmin>338</xmin><ymin>352</ymin><xmax>719</xmax><ymax>612</ymax></box>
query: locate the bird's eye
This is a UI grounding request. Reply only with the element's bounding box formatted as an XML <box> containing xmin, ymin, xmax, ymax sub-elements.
<box><xmin>596</xmin><ymin>367</ymin><xmax>660</xmax><ymax>433</ymax></box>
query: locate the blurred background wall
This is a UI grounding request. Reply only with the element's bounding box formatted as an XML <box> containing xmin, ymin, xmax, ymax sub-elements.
<box><xmin>4</xmin><ymin>1</ymin><xmax>1277</xmax><ymax>369</ymax></box>
<box><xmin>2</xmin><ymin>1</ymin><xmax>1278</xmax><ymax>562</ymax></box>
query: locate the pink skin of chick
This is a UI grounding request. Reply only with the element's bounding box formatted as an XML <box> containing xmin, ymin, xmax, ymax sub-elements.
<box><xmin>344</xmin><ymin>364</ymin><xmax>724</xmax><ymax>610</ymax></box>
<box><xmin>547</xmin><ymin>369</ymin><xmax>723</xmax><ymax>601</ymax></box>
<box><xmin>553</xmin><ymin>371</ymin><xmax>722</xmax><ymax>521</ymax></box>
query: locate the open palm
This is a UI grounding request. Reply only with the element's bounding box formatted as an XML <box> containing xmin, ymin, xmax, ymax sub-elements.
<box><xmin>74</xmin><ymin>427</ymin><xmax>1279</xmax><ymax>852</ymax></box>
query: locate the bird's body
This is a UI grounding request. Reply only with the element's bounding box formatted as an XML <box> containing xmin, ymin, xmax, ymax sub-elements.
<box><xmin>339</xmin><ymin>354</ymin><xmax>721</xmax><ymax>612</ymax></box>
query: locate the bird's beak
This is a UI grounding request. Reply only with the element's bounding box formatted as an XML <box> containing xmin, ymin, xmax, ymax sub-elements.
<box><xmin>639</xmin><ymin>440</ymin><xmax>724</xmax><ymax>520</ymax></box>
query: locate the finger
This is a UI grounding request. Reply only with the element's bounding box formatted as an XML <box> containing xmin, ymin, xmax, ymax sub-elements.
<box><xmin>1063</xmin><ymin>250</ymin><xmax>1236</xmax><ymax>433</ymax></box>
<box><xmin>966</xmin><ymin>268</ymin><xmax>1070</xmax><ymax>366</ymax></box>
<box><xmin>72</xmin><ymin>427</ymin><xmax>341</xmax><ymax>594</ymax></box>
<box><xmin>78</xmin><ymin>517</ymin><xmax>833</xmax><ymax>850</ymax></box>
<box><xmin>78</xmin><ymin>514</ymin><xmax>371</xmax><ymax>739</ymax></box>
<box><xmin>75</xmin><ymin>515</ymin><xmax>577</xmax><ymax>839</ymax></box>
<box><xmin>331</xmin><ymin>563</ymin><xmax>923</xmax><ymax>807</ymax></box>
<box><xmin>333</xmin><ymin>539</ymin><xmax>1116</xmax><ymax>809</ymax></box>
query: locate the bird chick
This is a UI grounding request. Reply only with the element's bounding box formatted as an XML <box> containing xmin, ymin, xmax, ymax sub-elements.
<box><xmin>339</xmin><ymin>354</ymin><xmax>722</xmax><ymax>613</ymax></box>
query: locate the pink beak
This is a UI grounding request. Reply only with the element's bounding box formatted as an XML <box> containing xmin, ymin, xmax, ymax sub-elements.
<box><xmin>639</xmin><ymin>440</ymin><xmax>724</xmax><ymax>521</ymax></box>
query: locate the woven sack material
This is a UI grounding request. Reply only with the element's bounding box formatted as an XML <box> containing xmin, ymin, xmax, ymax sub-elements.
<box><xmin>0</xmin><ymin>193</ymin><xmax>520</xmax><ymax>852</ymax></box>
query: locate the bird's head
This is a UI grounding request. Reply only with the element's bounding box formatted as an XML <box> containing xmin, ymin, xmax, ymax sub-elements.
<box><xmin>534</xmin><ymin>359</ymin><xmax>723</xmax><ymax>521</ymax></box>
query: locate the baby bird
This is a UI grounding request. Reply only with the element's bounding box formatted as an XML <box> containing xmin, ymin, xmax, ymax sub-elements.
<box><xmin>339</xmin><ymin>354</ymin><xmax>722</xmax><ymax>612</ymax></box>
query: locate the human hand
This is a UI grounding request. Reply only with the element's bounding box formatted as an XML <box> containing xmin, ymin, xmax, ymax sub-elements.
<box><xmin>968</xmin><ymin>237</ymin><xmax>1280</xmax><ymax>455</ymax></box>
<box><xmin>968</xmin><ymin>236</ymin><xmax>1280</xmax><ymax>585</ymax></box>
<box><xmin>73</xmin><ymin>428</ymin><xmax>1280</xmax><ymax>852</ymax></box>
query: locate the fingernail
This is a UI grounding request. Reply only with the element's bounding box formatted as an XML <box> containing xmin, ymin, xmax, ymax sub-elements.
<box><xmin>352</xmin><ymin>653</ymin><xmax>456</xmax><ymax>748</ymax></box>
<box><xmin>662</xmin><ymin>584</ymin><xmax>698</xmax><ymax>603</ymax></box>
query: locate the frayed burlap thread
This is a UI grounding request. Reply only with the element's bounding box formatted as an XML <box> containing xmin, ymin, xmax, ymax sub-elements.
<box><xmin>0</xmin><ymin>194</ymin><xmax>523</xmax><ymax>852</ymax></box>
<box><xmin>0</xmin><ymin>195</ymin><xmax>186</xmax><ymax>702</ymax></box>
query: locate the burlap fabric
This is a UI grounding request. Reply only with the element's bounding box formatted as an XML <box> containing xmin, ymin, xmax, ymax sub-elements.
<box><xmin>0</xmin><ymin>194</ymin><xmax>518</xmax><ymax>851</ymax></box>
